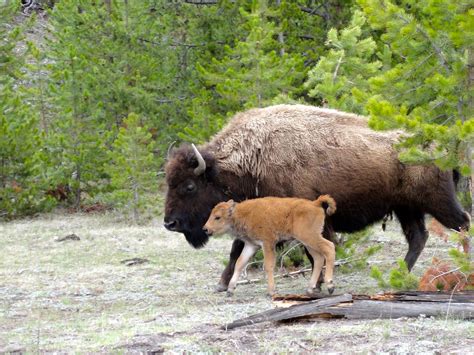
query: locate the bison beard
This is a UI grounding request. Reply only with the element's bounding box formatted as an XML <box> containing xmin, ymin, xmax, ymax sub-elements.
<box><xmin>184</xmin><ymin>229</ymin><xmax>209</xmax><ymax>249</ymax></box>
<box><xmin>164</xmin><ymin>104</ymin><xmax>470</xmax><ymax>291</ymax></box>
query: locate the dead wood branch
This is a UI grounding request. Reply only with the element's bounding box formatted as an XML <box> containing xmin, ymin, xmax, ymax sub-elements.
<box><xmin>223</xmin><ymin>291</ymin><xmax>474</xmax><ymax>330</ymax></box>
<box><xmin>223</xmin><ymin>294</ymin><xmax>352</xmax><ymax>330</ymax></box>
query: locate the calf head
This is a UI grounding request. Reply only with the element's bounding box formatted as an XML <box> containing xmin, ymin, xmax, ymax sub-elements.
<box><xmin>203</xmin><ymin>200</ymin><xmax>236</xmax><ymax>237</ymax></box>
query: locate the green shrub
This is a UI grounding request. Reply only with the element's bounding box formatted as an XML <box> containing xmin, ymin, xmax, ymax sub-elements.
<box><xmin>370</xmin><ymin>259</ymin><xmax>419</xmax><ymax>291</ymax></box>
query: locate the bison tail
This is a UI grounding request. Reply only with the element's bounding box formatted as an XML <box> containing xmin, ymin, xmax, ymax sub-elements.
<box><xmin>314</xmin><ymin>195</ymin><xmax>336</xmax><ymax>216</ymax></box>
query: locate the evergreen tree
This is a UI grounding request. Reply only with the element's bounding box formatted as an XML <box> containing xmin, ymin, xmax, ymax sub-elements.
<box><xmin>0</xmin><ymin>1</ymin><xmax>54</xmax><ymax>218</ymax></box>
<box><xmin>183</xmin><ymin>0</ymin><xmax>305</xmax><ymax>142</ymax></box>
<box><xmin>45</xmin><ymin>1</ymin><xmax>109</xmax><ymax>208</ymax></box>
<box><xmin>304</xmin><ymin>10</ymin><xmax>382</xmax><ymax>113</ymax></box>
<box><xmin>44</xmin><ymin>0</ymin><xmax>186</xmax><ymax>207</ymax></box>
<box><xmin>105</xmin><ymin>113</ymin><xmax>160</xmax><ymax>223</ymax></box>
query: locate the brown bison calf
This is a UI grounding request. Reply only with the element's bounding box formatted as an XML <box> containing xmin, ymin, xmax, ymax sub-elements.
<box><xmin>203</xmin><ymin>195</ymin><xmax>337</xmax><ymax>297</ymax></box>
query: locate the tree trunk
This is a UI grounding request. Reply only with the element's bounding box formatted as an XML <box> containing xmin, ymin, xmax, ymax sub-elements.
<box><xmin>468</xmin><ymin>47</ymin><xmax>474</xmax><ymax>215</ymax></box>
<box><xmin>74</xmin><ymin>165</ymin><xmax>81</xmax><ymax>210</ymax></box>
<box><xmin>132</xmin><ymin>179</ymin><xmax>139</xmax><ymax>224</ymax></box>
<box><xmin>455</xmin><ymin>48</ymin><xmax>473</xmax><ymax>216</ymax></box>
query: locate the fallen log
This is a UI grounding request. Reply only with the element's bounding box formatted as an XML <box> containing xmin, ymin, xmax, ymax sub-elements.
<box><xmin>223</xmin><ymin>291</ymin><xmax>474</xmax><ymax>330</ymax></box>
<box><xmin>366</xmin><ymin>291</ymin><xmax>474</xmax><ymax>303</ymax></box>
<box><xmin>222</xmin><ymin>294</ymin><xmax>352</xmax><ymax>330</ymax></box>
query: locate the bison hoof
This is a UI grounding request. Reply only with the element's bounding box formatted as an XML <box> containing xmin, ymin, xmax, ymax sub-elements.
<box><xmin>215</xmin><ymin>283</ymin><xmax>228</xmax><ymax>293</ymax></box>
<box><xmin>327</xmin><ymin>281</ymin><xmax>335</xmax><ymax>295</ymax></box>
<box><xmin>226</xmin><ymin>290</ymin><xmax>234</xmax><ymax>297</ymax></box>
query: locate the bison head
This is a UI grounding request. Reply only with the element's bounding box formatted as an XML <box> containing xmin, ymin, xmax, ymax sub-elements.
<box><xmin>164</xmin><ymin>144</ymin><xmax>227</xmax><ymax>248</ymax></box>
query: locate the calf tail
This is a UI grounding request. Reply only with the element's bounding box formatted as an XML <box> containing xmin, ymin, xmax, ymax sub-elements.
<box><xmin>314</xmin><ymin>195</ymin><xmax>336</xmax><ymax>216</ymax></box>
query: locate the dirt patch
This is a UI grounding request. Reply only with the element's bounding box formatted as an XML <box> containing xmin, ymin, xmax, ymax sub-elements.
<box><xmin>0</xmin><ymin>213</ymin><xmax>472</xmax><ymax>352</ymax></box>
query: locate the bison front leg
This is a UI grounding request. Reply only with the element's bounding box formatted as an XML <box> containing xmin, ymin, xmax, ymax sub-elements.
<box><xmin>216</xmin><ymin>238</ymin><xmax>245</xmax><ymax>292</ymax></box>
<box><xmin>226</xmin><ymin>242</ymin><xmax>259</xmax><ymax>297</ymax></box>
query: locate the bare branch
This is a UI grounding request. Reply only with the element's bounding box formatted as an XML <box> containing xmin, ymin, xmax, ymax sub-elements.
<box><xmin>332</xmin><ymin>54</ymin><xmax>344</xmax><ymax>83</ymax></box>
<box><xmin>137</xmin><ymin>37</ymin><xmax>204</xmax><ymax>48</ymax></box>
<box><xmin>184</xmin><ymin>0</ymin><xmax>219</xmax><ymax>4</ymax></box>
<box><xmin>299</xmin><ymin>34</ymin><xmax>315</xmax><ymax>41</ymax></box>
<box><xmin>156</xmin><ymin>96</ymin><xmax>188</xmax><ymax>104</ymax></box>
<box><xmin>298</xmin><ymin>5</ymin><xmax>326</xmax><ymax>19</ymax></box>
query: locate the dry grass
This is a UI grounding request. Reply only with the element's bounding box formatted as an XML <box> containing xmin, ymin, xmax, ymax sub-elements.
<box><xmin>0</xmin><ymin>212</ymin><xmax>472</xmax><ymax>353</ymax></box>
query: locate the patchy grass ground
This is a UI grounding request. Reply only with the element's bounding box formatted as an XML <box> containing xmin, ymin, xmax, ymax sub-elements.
<box><xmin>0</xmin><ymin>212</ymin><xmax>472</xmax><ymax>353</ymax></box>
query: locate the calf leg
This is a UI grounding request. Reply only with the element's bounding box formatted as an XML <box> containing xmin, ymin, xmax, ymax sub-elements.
<box><xmin>262</xmin><ymin>242</ymin><xmax>277</xmax><ymax>296</ymax></box>
<box><xmin>314</xmin><ymin>222</ymin><xmax>337</xmax><ymax>291</ymax></box>
<box><xmin>304</xmin><ymin>237</ymin><xmax>336</xmax><ymax>295</ymax></box>
<box><xmin>217</xmin><ymin>238</ymin><xmax>245</xmax><ymax>292</ymax></box>
<box><xmin>394</xmin><ymin>207</ymin><xmax>429</xmax><ymax>271</ymax></box>
<box><xmin>305</xmin><ymin>249</ymin><xmax>325</xmax><ymax>295</ymax></box>
<box><xmin>227</xmin><ymin>242</ymin><xmax>259</xmax><ymax>296</ymax></box>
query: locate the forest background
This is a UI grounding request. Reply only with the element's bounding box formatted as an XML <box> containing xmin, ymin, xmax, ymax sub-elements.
<box><xmin>1</xmin><ymin>0</ymin><xmax>473</xmax><ymax>223</ymax></box>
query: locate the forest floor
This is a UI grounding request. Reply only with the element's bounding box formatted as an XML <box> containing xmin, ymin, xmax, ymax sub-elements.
<box><xmin>0</xmin><ymin>212</ymin><xmax>472</xmax><ymax>353</ymax></box>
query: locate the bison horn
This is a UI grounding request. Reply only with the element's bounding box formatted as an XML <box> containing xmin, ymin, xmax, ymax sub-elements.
<box><xmin>166</xmin><ymin>141</ymin><xmax>177</xmax><ymax>161</ymax></box>
<box><xmin>191</xmin><ymin>143</ymin><xmax>206</xmax><ymax>176</ymax></box>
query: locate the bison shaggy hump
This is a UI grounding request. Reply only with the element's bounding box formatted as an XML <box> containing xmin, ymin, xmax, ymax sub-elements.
<box><xmin>164</xmin><ymin>104</ymin><xmax>470</xmax><ymax>290</ymax></box>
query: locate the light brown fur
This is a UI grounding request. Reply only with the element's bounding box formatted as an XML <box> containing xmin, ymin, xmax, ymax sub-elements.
<box><xmin>203</xmin><ymin>195</ymin><xmax>337</xmax><ymax>296</ymax></box>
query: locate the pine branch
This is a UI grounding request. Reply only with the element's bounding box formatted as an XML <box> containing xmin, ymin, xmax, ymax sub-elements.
<box><xmin>395</xmin><ymin>13</ymin><xmax>450</xmax><ymax>73</ymax></box>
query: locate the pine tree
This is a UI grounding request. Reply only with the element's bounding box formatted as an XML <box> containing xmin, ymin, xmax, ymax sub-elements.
<box><xmin>304</xmin><ymin>10</ymin><xmax>382</xmax><ymax>113</ymax></box>
<box><xmin>45</xmin><ymin>1</ymin><xmax>108</xmax><ymax>208</ymax></box>
<box><xmin>182</xmin><ymin>0</ymin><xmax>305</xmax><ymax>143</ymax></box>
<box><xmin>44</xmin><ymin>1</ymin><xmax>184</xmax><ymax>208</ymax></box>
<box><xmin>105</xmin><ymin>113</ymin><xmax>160</xmax><ymax>223</ymax></box>
<box><xmin>0</xmin><ymin>1</ymin><xmax>54</xmax><ymax>218</ymax></box>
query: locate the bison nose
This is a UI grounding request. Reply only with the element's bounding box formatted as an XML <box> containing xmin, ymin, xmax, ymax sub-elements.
<box><xmin>164</xmin><ymin>220</ymin><xmax>178</xmax><ymax>231</ymax></box>
<box><xmin>203</xmin><ymin>227</ymin><xmax>213</xmax><ymax>237</ymax></box>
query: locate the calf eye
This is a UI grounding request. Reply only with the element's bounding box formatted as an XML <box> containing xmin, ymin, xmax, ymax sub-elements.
<box><xmin>215</xmin><ymin>216</ymin><xmax>221</xmax><ymax>220</ymax></box>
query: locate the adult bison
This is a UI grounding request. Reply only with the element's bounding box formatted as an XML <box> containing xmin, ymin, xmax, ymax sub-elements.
<box><xmin>164</xmin><ymin>104</ymin><xmax>470</xmax><ymax>291</ymax></box>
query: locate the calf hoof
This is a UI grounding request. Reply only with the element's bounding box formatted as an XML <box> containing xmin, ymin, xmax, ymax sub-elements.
<box><xmin>226</xmin><ymin>290</ymin><xmax>234</xmax><ymax>297</ymax></box>
<box><xmin>327</xmin><ymin>281</ymin><xmax>335</xmax><ymax>295</ymax></box>
<box><xmin>266</xmin><ymin>291</ymin><xmax>275</xmax><ymax>298</ymax></box>
<box><xmin>306</xmin><ymin>287</ymin><xmax>321</xmax><ymax>296</ymax></box>
<box><xmin>215</xmin><ymin>283</ymin><xmax>228</xmax><ymax>293</ymax></box>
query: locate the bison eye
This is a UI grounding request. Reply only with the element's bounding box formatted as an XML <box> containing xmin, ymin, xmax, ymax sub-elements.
<box><xmin>215</xmin><ymin>216</ymin><xmax>221</xmax><ymax>220</ymax></box>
